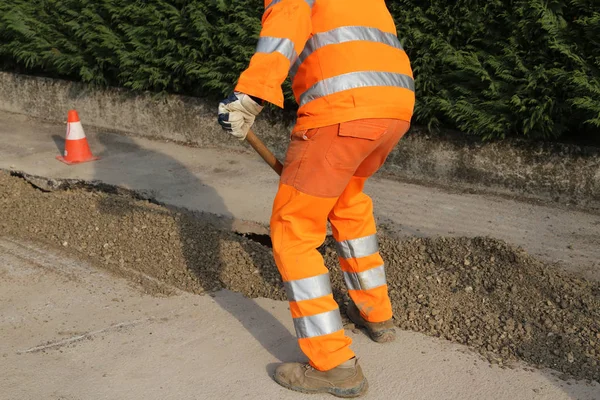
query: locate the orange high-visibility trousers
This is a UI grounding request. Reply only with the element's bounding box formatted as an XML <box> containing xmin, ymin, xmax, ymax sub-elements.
<box><xmin>270</xmin><ymin>118</ymin><xmax>410</xmax><ymax>371</ymax></box>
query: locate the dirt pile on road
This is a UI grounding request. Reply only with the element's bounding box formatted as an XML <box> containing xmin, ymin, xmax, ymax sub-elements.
<box><xmin>1</xmin><ymin>171</ymin><xmax>599</xmax><ymax>382</ymax></box>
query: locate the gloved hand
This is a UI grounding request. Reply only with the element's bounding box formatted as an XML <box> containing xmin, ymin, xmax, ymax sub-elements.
<box><xmin>218</xmin><ymin>92</ymin><xmax>264</xmax><ymax>140</ymax></box>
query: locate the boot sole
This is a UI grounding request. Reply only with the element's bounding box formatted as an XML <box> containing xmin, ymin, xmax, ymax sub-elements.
<box><xmin>274</xmin><ymin>376</ymin><xmax>369</xmax><ymax>398</ymax></box>
<box><xmin>346</xmin><ymin>305</ymin><xmax>396</xmax><ymax>343</ymax></box>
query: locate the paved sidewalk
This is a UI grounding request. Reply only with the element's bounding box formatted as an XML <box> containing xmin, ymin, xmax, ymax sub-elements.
<box><xmin>2</xmin><ymin>237</ymin><xmax>599</xmax><ymax>400</ymax></box>
<box><xmin>1</xmin><ymin>111</ymin><xmax>599</xmax><ymax>280</ymax></box>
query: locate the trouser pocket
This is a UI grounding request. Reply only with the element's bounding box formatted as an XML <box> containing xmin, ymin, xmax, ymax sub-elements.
<box><xmin>325</xmin><ymin>119</ymin><xmax>394</xmax><ymax>171</ymax></box>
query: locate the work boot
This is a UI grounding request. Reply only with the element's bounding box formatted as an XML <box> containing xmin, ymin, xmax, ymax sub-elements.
<box><xmin>346</xmin><ymin>301</ymin><xmax>396</xmax><ymax>343</ymax></box>
<box><xmin>273</xmin><ymin>357</ymin><xmax>368</xmax><ymax>398</ymax></box>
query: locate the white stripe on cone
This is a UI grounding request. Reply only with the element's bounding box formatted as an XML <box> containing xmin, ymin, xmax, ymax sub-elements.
<box><xmin>66</xmin><ymin>121</ymin><xmax>86</xmax><ymax>141</ymax></box>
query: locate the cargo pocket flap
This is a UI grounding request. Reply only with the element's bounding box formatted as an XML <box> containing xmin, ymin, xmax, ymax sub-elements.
<box><xmin>338</xmin><ymin>119</ymin><xmax>393</xmax><ymax>141</ymax></box>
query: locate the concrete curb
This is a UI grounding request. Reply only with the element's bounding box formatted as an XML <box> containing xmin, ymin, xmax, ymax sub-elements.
<box><xmin>1</xmin><ymin>71</ymin><xmax>599</xmax><ymax>210</ymax></box>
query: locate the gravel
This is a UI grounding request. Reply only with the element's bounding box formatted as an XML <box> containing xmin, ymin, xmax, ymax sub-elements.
<box><xmin>1</xmin><ymin>171</ymin><xmax>598</xmax><ymax>382</ymax></box>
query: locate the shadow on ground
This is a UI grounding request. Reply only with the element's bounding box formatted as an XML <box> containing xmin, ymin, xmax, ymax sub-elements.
<box><xmin>90</xmin><ymin>132</ymin><xmax>299</xmax><ymax>367</ymax></box>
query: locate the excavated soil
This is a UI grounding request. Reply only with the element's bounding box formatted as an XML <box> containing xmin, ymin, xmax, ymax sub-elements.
<box><xmin>1</xmin><ymin>171</ymin><xmax>599</xmax><ymax>382</ymax></box>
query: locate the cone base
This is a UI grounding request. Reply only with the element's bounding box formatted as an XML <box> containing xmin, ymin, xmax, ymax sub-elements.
<box><xmin>56</xmin><ymin>155</ymin><xmax>101</xmax><ymax>165</ymax></box>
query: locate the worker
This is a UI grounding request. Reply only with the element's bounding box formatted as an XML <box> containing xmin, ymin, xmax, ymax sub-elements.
<box><xmin>217</xmin><ymin>0</ymin><xmax>415</xmax><ymax>396</ymax></box>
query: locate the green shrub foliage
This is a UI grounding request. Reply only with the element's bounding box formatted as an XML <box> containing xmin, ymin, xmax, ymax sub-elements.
<box><xmin>1</xmin><ymin>0</ymin><xmax>598</xmax><ymax>140</ymax></box>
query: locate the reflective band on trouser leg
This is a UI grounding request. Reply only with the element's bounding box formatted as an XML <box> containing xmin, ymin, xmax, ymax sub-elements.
<box><xmin>338</xmin><ymin>242</ymin><xmax>393</xmax><ymax>323</ymax></box>
<box><xmin>290</xmin><ymin>25</ymin><xmax>405</xmax><ymax>78</ymax></box>
<box><xmin>284</xmin><ymin>272</ymin><xmax>332</xmax><ymax>302</ymax></box>
<box><xmin>343</xmin><ymin>265</ymin><xmax>387</xmax><ymax>292</ymax></box>
<box><xmin>329</xmin><ymin>177</ymin><xmax>393</xmax><ymax>323</ymax></box>
<box><xmin>255</xmin><ymin>36</ymin><xmax>298</xmax><ymax>65</ymax></box>
<box><xmin>271</xmin><ymin>183</ymin><xmax>355</xmax><ymax>371</ymax></box>
<box><xmin>290</xmin><ymin>296</ymin><xmax>353</xmax><ymax>371</ymax></box>
<box><xmin>337</xmin><ymin>235</ymin><xmax>392</xmax><ymax>322</ymax></box>
<box><xmin>293</xmin><ymin>309</ymin><xmax>343</xmax><ymax>339</ymax></box>
<box><xmin>336</xmin><ymin>234</ymin><xmax>379</xmax><ymax>260</ymax></box>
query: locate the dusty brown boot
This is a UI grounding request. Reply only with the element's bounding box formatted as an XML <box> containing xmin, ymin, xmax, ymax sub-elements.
<box><xmin>273</xmin><ymin>357</ymin><xmax>368</xmax><ymax>398</ymax></box>
<box><xmin>346</xmin><ymin>301</ymin><xmax>396</xmax><ymax>343</ymax></box>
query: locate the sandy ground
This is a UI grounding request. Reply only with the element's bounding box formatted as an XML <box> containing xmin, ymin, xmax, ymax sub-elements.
<box><xmin>2</xmin><ymin>172</ymin><xmax>599</xmax><ymax>382</ymax></box>
<box><xmin>0</xmin><ymin>111</ymin><xmax>598</xmax><ymax>282</ymax></box>
<box><xmin>2</xmin><ymin>236</ymin><xmax>599</xmax><ymax>400</ymax></box>
<box><xmin>1</xmin><ymin>110</ymin><xmax>599</xmax><ymax>399</ymax></box>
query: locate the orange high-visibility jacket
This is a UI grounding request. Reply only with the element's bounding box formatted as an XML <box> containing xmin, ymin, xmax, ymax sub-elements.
<box><xmin>234</xmin><ymin>0</ymin><xmax>415</xmax><ymax>132</ymax></box>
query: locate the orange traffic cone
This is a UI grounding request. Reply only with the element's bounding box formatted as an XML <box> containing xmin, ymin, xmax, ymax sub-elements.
<box><xmin>56</xmin><ymin>110</ymin><xmax>100</xmax><ymax>165</ymax></box>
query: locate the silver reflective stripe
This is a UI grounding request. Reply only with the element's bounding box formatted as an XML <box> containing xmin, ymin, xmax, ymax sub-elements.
<box><xmin>283</xmin><ymin>273</ymin><xmax>332</xmax><ymax>302</ymax></box>
<box><xmin>290</xmin><ymin>26</ymin><xmax>404</xmax><ymax>77</ymax></box>
<box><xmin>256</xmin><ymin>36</ymin><xmax>298</xmax><ymax>64</ymax></box>
<box><xmin>293</xmin><ymin>309</ymin><xmax>343</xmax><ymax>339</ymax></box>
<box><xmin>343</xmin><ymin>265</ymin><xmax>387</xmax><ymax>291</ymax></box>
<box><xmin>336</xmin><ymin>234</ymin><xmax>379</xmax><ymax>260</ymax></box>
<box><xmin>299</xmin><ymin>71</ymin><xmax>415</xmax><ymax>107</ymax></box>
<box><xmin>265</xmin><ymin>0</ymin><xmax>314</xmax><ymax>12</ymax></box>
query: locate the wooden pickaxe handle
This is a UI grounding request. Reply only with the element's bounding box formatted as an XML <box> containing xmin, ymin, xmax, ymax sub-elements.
<box><xmin>245</xmin><ymin>129</ymin><xmax>283</xmax><ymax>176</ymax></box>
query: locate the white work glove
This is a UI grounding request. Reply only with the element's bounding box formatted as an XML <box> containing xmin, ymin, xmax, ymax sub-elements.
<box><xmin>218</xmin><ymin>92</ymin><xmax>264</xmax><ymax>140</ymax></box>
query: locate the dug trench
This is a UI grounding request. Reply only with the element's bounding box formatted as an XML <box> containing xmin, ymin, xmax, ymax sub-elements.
<box><xmin>1</xmin><ymin>170</ymin><xmax>599</xmax><ymax>383</ymax></box>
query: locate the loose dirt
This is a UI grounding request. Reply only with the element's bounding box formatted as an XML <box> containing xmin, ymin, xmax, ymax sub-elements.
<box><xmin>1</xmin><ymin>171</ymin><xmax>598</xmax><ymax>382</ymax></box>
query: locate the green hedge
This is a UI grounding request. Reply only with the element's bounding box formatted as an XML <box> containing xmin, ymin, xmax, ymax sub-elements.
<box><xmin>1</xmin><ymin>0</ymin><xmax>599</xmax><ymax>141</ymax></box>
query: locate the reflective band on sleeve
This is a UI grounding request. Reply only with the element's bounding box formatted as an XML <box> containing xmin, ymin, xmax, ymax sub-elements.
<box><xmin>265</xmin><ymin>0</ymin><xmax>314</xmax><ymax>13</ymax></box>
<box><xmin>293</xmin><ymin>309</ymin><xmax>344</xmax><ymax>339</ymax></box>
<box><xmin>290</xmin><ymin>26</ymin><xmax>404</xmax><ymax>77</ymax></box>
<box><xmin>299</xmin><ymin>71</ymin><xmax>415</xmax><ymax>107</ymax></box>
<box><xmin>256</xmin><ymin>36</ymin><xmax>298</xmax><ymax>64</ymax></box>
<box><xmin>343</xmin><ymin>265</ymin><xmax>387</xmax><ymax>291</ymax></box>
<box><xmin>336</xmin><ymin>234</ymin><xmax>379</xmax><ymax>260</ymax></box>
<box><xmin>283</xmin><ymin>273</ymin><xmax>332</xmax><ymax>302</ymax></box>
